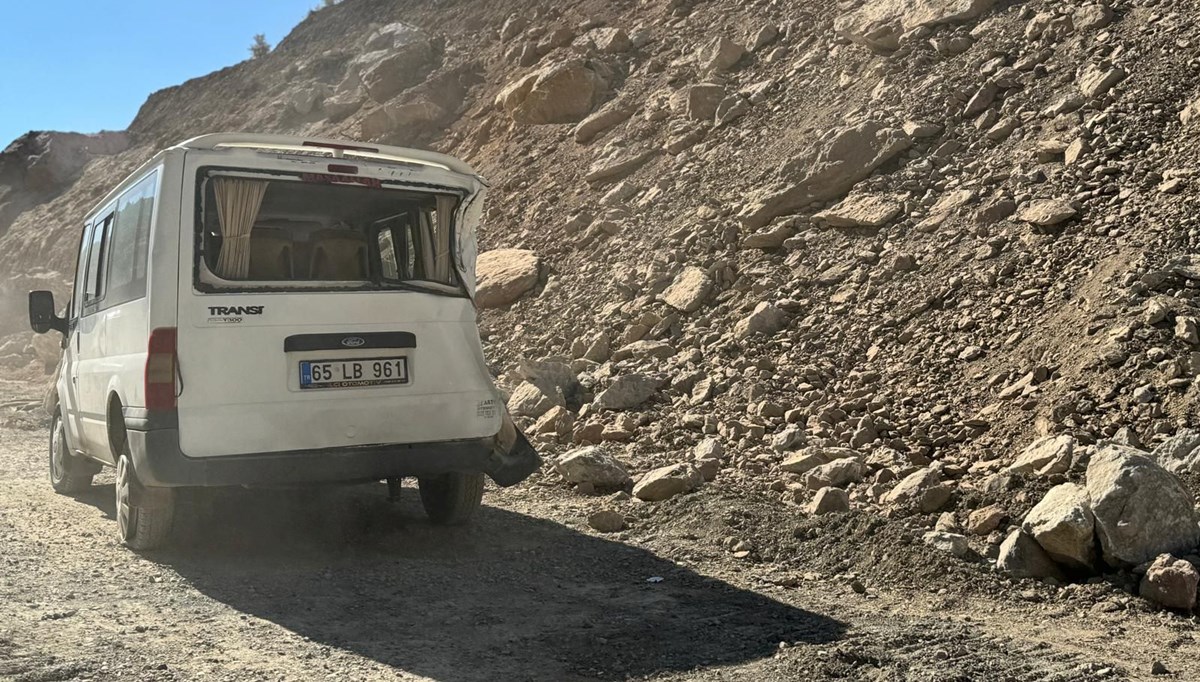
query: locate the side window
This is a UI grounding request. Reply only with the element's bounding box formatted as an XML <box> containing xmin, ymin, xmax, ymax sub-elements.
<box><xmin>105</xmin><ymin>171</ymin><xmax>158</xmax><ymax>307</ymax></box>
<box><xmin>83</xmin><ymin>212</ymin><xmax>114</xmax><ymax>309</ymax></box>
<box><xmin>72</xmin><ymin>222</ymin><xmax>95</xmax><ymax>320</ymax></box>
<box><xmin>377</xmin><ymin>229</ymin><xmax>398</xmax><ymax>279</ymax></box>
<box><xmin>374</xmin><ymin>216</ymin><xmax>417</xmax><ymax>281</ymax></box>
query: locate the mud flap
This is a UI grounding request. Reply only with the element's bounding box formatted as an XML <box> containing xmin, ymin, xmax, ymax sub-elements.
<box><xmin>483</xmin><ymin>408</ymin><xmax>541</xmax><ymax>487</ymax></box>
<box><xmin>127</xmin><ymin>475</ymin><xmax>175</xmax><ymax>509</ymax></box>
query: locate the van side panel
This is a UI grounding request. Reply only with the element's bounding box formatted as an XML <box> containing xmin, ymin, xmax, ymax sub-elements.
<box><xmin>103</xmin><ymin>167</ymin><xmax>168</xmax><ymax>414</ymax></box>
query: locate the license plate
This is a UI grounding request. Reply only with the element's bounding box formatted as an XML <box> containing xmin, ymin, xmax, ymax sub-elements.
<box><xmin>299</xmin><ymin>357</ymin><xmax>409</xmax><ymax>390</ymax></box>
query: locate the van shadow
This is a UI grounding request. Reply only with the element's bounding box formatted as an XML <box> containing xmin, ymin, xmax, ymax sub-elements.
<box><xmin>104</xmin><ymin>484</ymin><xmax>846</xmax><ymax>681</ymax></box>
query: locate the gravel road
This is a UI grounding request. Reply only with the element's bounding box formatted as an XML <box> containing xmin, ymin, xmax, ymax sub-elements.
<box><xmin>1</xmin><ymin>382</ymin><xmax>1197</xmax><ymax>680</ymax></box>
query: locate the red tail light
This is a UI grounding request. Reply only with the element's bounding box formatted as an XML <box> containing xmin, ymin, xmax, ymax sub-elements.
<box><xmin>145</xmin><ymin>327</ymin><xmax>177</xmax><ymax>411</ymax></box>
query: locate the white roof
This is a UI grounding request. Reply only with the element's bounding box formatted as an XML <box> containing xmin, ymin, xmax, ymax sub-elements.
<box><xmin>174</xmin><ymin>133</ymin><xmax>479</xmax><ymax>178</ymax></box>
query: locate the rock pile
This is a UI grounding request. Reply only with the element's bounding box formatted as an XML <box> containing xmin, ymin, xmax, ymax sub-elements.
<box><xmin>993</xmin><ymin>440</ymin><xmax>1200</xmax><ymax>610</ymax></box>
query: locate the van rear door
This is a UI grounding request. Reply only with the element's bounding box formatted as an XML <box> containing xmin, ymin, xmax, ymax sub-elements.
<box><xmin>174</xmin><ymin>153</ymin><xmax>501</xmax><ymax>459</ymax></box>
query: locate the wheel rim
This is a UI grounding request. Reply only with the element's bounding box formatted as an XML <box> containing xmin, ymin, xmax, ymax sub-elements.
<box><xmin>115</xmin><ymin>457</ymin><xmax>134</xmax><ymax>543</ymax></box>
<box><xmin>49</xmin><ymin>418</ymin><xmax>66</xmax><ymax>484</ymax></box>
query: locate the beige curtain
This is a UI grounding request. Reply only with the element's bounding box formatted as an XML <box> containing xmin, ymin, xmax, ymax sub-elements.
<box><xmin>213</xmin><ymin>178</ymin><xmax>269</xmax><ymax>279</ymax></box>
<box><xmin>434</xmin><ymin>195</ymin><xmax>457</xmax><ymax>284</ymax></box>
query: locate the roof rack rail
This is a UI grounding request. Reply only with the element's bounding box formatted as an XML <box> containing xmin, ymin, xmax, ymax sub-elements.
<box><xmin>174</xmin><ymin>133</ymin><xmax>478</xmax><ymax>177</ymax></box>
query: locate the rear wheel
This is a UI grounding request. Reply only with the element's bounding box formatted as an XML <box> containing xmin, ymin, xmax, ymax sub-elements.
<box><xmin>418</xmin><ymin>472</ymin><xmax>485</xmax><ymax>525</ymax></box>
<box><xmin>49</xmin><ymin>413</ymin><xmax>94</xmax><ymax>494</ymax></box>
<box><xmin>115</xmin><ymin>450</ymin><xmax>175</xmax><ymax>550</ymax></box>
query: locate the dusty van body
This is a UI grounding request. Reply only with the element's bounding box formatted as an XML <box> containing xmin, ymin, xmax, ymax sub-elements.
<box><xmin>28</xmin><ymin>134</ymin><xmax>538</xmax><ymax>548</ymax></box>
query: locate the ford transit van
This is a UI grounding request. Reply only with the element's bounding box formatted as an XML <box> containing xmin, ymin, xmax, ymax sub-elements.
<box><xmin>28</xmin><ymin>133</ymin><xmax>538</xmax><ymax>549</ymax></box>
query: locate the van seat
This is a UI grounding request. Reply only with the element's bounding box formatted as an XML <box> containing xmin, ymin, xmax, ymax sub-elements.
<box><xmin>248</xmin><ymin>227</ymin><xmax>293</xmax><ymax>280</ymax></box>
<box><xmin>310</xmin><ymin>230</ymin><xmax>368</xmax><ymax>280</ymax></box>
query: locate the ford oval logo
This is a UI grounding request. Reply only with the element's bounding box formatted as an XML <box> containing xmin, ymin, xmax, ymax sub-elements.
<box><xmin>342</xmin><ymin>336</ymin><xmax>366</xmax><ymax>348</ymax></box>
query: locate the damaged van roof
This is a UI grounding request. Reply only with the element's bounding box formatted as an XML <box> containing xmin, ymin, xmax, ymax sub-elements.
<box><xmin>173</xmin><ymin>133</ymin><xmax>480</xmax><ymax>178</ymax></box>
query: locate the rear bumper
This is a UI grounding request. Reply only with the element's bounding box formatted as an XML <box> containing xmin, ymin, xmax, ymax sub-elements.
<box><xmin>126</xmin><ymin>426</ymin><xmax>538</xmax><ymax>488</ymax></box>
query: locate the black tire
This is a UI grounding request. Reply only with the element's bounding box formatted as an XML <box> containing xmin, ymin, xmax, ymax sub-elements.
<box><xmin>115</xmin><ymin>450</ymin><xmax>175</xmax><ymax>550</ymax></box>
<box><xmin>418</xmin><ymin>472</ymin><xmax>485</xmax><ymax>525</ymax></box>
<box><xmin>49</xmin><ymin>412</ymin><xmax>94</xmax><ymax>494</ymax></box>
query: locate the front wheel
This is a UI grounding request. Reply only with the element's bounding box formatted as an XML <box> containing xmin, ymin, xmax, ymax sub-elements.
<box><xmin>115</xmin><ymin>451</ymin><xmax>175</xmax><ymax>550</ymax></box>
<box><xmin>418</xmin><ymin>472</ymin><xmax>485</xmax><ymax>525</ymax></box>
<box><xmin>49</xmin><ymin>413</ymin><xmax>95</xmax><ymax>494</ymax></box>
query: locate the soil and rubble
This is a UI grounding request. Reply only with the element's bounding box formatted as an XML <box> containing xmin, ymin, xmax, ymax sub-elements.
<box><xmin>6</xmin><ymin>0</ymin><xmax>1200</xmax><ymax>678</ymax></box>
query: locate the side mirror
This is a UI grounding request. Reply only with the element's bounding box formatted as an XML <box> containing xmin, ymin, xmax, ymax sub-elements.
<box><xmin>29</xmin><ymin>291</ymin><xmax>67</xmax><ymax>335</ymax></box>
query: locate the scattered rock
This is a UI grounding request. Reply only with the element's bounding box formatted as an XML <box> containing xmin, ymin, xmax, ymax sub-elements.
<box><xmin>555</xmin><ymin>446</ymin><xmax>632</xmax><ymax>489</ymax></box>
<box><xmin>475</xmin><ymin>249</ymin><xmax>540</xmax><ymax>308</ymax></box>
<box><xmin>1140</xmin><ymin>554</ymin><xmax>1199</xmax><ymax>610</ymax></box>
<box><xmin>740</xmin><ymin>121</ymin><xmax>912</xmax><ymax>228</ymax></box>
<box><xmin>507</xmin><ymin>380</ymin><xmax>562</xmax><ymax>418</ymax></box>
<box><xmin>813</xmin><ymin>194</ymin><xmax>903</xmax><ymax>228</ymax></box>
<box><xmin>924</xmin><ymin>531</ymin><xmax>970</xmax><ymax>559</ymax></box>
<box><xmin>968</xmin><ymin>505</ymin><xmax>1006</xmax><ymax>535</ymax></box>
<box><xmin>1008</xmin><ymin>435</ymin><xmax>1074</xmax><ymax>477</ymax></box>
<box><xmin>808</xmin><ymin>487</ymin><xmax>850</xmax><ymax>515</ymax></box>
<box><xmin>836</xmin><ymin>0</ymin><xmax>997</xmax><ymax>52</ymax></box>
<box><xmin>884</xmin><ymin>467</ymin><xmax>952</xmax><ymax>513</ymax></box>
<box><xmin>734</xmin><ymin>302</ymin><xmax>786</xmax><ymax>337</ymax></box>
<box><xmin>1017</xmin><ymin>200</ymin><xmax>1078</xmax><ymax>228</ymax></box>
<box><xmin>594</xmin><ymin>374</ymin><xmax>662</xmax><ymax>410</ymax></box>
<box><xmin>698</xmin><ymin>36</ymin><xmax>746</xmax><ymax>72</ymax></box>
<box><xmin>660</xmin><ymin>266</ymin><xmax>713</xmax><ymax>313</ymax></box>
<box><xmin>742</xmin><ymin>222</ymin><xmax>795</xmax><ymax>249</ymax></box>
<box><xmin>588</xmin><ymin>509</ymin><xmax>626</xmax><ymax>533</ymax></box>
<box><xmin>804</xmin><ymin>458</ymin><xmax>866</xmax><ymax>489</ymax></box>
<box><xmin>633</xmin><ymin>463</ymin><xmax>701</xmax><ymax>501</ymax></box>
<box><xmin>997</xmin><ymin>529</ymin><xmax>1066</xmax><ymax>581</ymax></box>
<box><xmin>682</xmin><ymin>83</ymin><xmax>726</xmax><ymax>121</ymax></box>
<box><xmin>1079</xmin><ymin>64</ymin><xmax>1126</xmax><ymax>99</ymax></box>
<box><xmin>574</xmin><ymin>101</ymin><xmax>634</xmax><ymax>143</ymax></box>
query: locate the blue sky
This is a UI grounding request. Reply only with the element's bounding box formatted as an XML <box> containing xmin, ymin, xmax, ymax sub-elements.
<box><xmin>0</xmin><ymin>1</ymin><xmax>318</xmax><ymax>146</ymax></box>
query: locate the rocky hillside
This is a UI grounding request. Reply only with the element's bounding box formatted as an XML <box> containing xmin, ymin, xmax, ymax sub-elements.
<box><xmin>9</xmin><ymin>0</ymin><xmax>1200</xmax><ymax>611</ymax></box>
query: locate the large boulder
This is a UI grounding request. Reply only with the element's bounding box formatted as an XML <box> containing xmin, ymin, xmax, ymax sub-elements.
<box><xmin>740</xmin><ymin>121</ymin><xmax>911</xmax><ymax>228</ymax></box>
<box><xmin>1087</xmin><ymin>445</ymin><xmax>1200</xmax><ymax>567</ymax></box>
<box><xmin>555</xmin><ymin>446</ymin><xmax>631</xmax><ymax>489</ymax></box>
<box><xmin>358</xmin><ymin>38</ymin><xmax>437</xmax><ymax>103</ymax></box>
<box><xmin>835</xmin><ymin>0</ymin><xmax>997</xmax><ymax>52</ymax></box>
<box><xmin>1022</xmin><ymin>483</ymin><xmax>1095</xmax><ymax>570</ymax></box>
<box><xmin>496</xmin><ymin>59</ymin><xmax>608</xmax><ymax>124</ymax></box>
<box><xmin>475</xmin><ymin>249</ymin><xmax>540</xmax><ymax>308</ymax></box>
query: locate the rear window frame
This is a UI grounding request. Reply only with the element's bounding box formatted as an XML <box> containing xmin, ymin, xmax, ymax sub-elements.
<box><xmin>191</xmin><ymin>165</ymin><xmax>468</xmax><ymax>297</ymax></box>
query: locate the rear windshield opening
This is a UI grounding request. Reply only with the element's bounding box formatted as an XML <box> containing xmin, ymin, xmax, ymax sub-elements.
<box><xmin>196</xmin><ymin>173</ymin><xmax>463</xmax><ymax>293</ymax></box>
